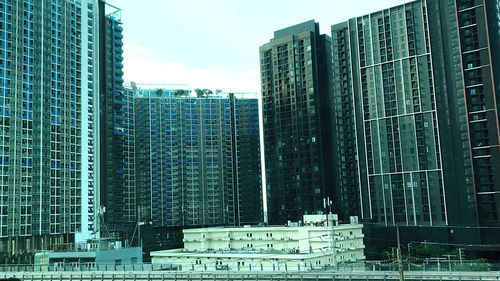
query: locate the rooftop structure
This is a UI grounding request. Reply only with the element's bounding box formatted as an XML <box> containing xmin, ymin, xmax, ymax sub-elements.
<box><xmin>34</xmin><ymin>240</ymin><xmax>142</xmax><ymax>270</ymax></box>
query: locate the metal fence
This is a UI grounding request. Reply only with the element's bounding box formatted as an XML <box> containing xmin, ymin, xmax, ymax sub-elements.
<box><xmin>0</xmin><ymin>260</ymin><xmax>498</xmax><ymax>273</ymax></box>
<box><xmin>360</xmin><ymin>260</ymin><xmax>500</xmax><ymax>272</ymax></box>
<box><xmin>1</xmin><ymin>270</ymin><xmax>500</xmax><ymax>281</ymax></box>
<box><xmin>0</xmin><ymin>263</ymin><xmax>178</xmax><ymax>273</ymax></box>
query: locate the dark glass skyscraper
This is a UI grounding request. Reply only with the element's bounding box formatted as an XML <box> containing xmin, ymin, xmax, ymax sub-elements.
<box><xmin>98</xmin><ymin>1</ymin><xmax>135</xmax><ymax>234</ymax></box>
<box><xmin>429</xmin><ymin>0</ymin><xmax>500</xmax><ymax>246</ymax></box>
<box><xmin>231</xmin><ymin>96</ymin><xmax>262</xmax><ymax>225</ymax></box>
<box><xmin>260</xmin><ymin>20</ymin><xmax>333</xmax><ymax>224</ymax></box>
<box><xmin>331</xmin><ymin>0</ymin><xmax>500</xmax><ymax>250</ymax></box>
<box><xmin>0</xmin><ymin>0</ymin><xmax>99</xmax><ymax>263</ymax></box>
<box><xmin>134</xmin><ymin>87</ymin><xmax>262</xmax><ymax>227</ymax></box>
<box><xmin>332</xmin><ymin>0</ymin><xmax>444</xmax><ymax>226</ymax></box>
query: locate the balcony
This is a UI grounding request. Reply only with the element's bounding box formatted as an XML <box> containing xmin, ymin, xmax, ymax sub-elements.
<box><xmin>115</xmin><ymin>53</ymin><xmax>124</xmax><ymax>61</ymax></box>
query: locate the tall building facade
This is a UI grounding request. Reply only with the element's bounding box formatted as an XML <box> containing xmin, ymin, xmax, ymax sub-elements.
<box><xmin>0</xmin><ymin>0</ymin><xmax>99</xmax><ymax>263</ymax></box>
<box><xmin>259</xmin><ymin>20</ymin><xmax>333</xmax><ymax>224</ymax></box>
<box><xmin>98</xmin><ymin>1</ymin><xmax>135</xmax><ymax>234</ymax></box>
<box><xmin>429</xmin><ymin>0</ymin><xmax>500</xmax><ymax>245</ymax></box>
<box><xmin>331</xmin><ymin>0</ymin><xmax>500</xmax><ymax>248</ymax></box>
<box><xmin>134</xmin><ymin>87</ymin><xmax>262</xmax><ymax>228</ymax></box>
<box><xmin>231</xmin><ymin>96</ymin><xmax>262</xmax><ymax>225</ymax></box>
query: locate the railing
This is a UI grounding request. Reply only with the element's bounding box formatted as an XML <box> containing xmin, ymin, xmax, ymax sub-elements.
<box><xmin>0</xmin><ymin>260</ymin><xmax>499</xmax><ymax>273</ymax></box>
<box><xmin>1</xmin><ymin>270</ymin><xmax>500</xmax><ymax>281</ymax></box>
<box><xmin>361</xmin><ymin>260</ymin><xmax>500</xmax><ymax>272</ymax></box>
<box><xmin>0</xmin><ymin>263</ymin><xmax>178</xmax><ymax>273</ymax></box>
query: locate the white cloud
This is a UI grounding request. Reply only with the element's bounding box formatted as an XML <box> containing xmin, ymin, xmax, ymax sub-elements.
<box><xmin>123</xmin><ymin>44</ymin><xmax>149</xmax><ymax>54</ymax></box>
<box><xmin>122</xmin><ymin>56</ymin><xmax>260</xmax><ymax>93</ymax></box>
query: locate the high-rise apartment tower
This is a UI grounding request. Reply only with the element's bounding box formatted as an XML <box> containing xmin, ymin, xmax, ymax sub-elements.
<box><xmin>259</xmin><ymin>20</ymin><xmax>333</xmax><ymax>224</ymax></box>
<box><xmin>134</xmin><ymin>87</ymin><xmax>262</xmax><ymax>228</ymax></box>
<box><xmin>331</xmin><ymin>0</ymin><xmax>500</xmax><ymax>251</ymax></box>
<box><xmin>98</xmin><ymin>1</ymin><xmax>135</xmax><ymax>235</ymax></box>
<box><xmin>0</xmin><ymin>0</ymin><xmax>99</xmax><ymax>263</ymax></box>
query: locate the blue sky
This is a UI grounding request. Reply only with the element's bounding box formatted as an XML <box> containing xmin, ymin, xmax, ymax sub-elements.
<box><xmin>107</xmin><ymin>0</ymin><xmax>411</xmax><ymax>92</ymax></box>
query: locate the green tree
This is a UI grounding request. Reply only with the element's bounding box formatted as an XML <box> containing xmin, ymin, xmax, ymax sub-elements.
<box><xmin>194</xmin><ymin>89</ymin><xmax>223</xmax><ymax>97</ymax></box>
<box><xmin>194</xmin><ymin>88</ymin><xmax>213</xmax><ymax>97</ymax></box>
<box><xmin>175</xmin><ymin>89</ymin><xmax>190</xmax><ymax>96</ymax></box>
<box><xmin>411</xmin><ymin>244</ymin><xmax>448</xmax><ymax>259</ymax></box>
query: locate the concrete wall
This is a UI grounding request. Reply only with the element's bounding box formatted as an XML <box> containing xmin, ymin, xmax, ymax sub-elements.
<box><xmin>152</xmin><ymin>254</ymin><xmax>332</xmax><ymax>271</ymax></box>
<box><xmin>95</xmin><ymin>247</ymin><xmax>143</xmax><ymax>265</ymax></box>
<box><xmin>183</xmin><ymin>225</ymin><xmax>364</xmax><ymax>258</ymax></box>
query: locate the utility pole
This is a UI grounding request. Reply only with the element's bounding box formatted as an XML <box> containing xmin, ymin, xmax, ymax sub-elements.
<box><xmin>407</xmin><ymin>243</ymin><xmax>412</xmax><ymax>271</ymax></box>
<box><xmin>324</xmin><ymin>197</ymin><xmax>333</xmax><ymax>225</ymax></box>
<box><xmin>328</xmin><ymin>213</ymin><xmax>337</xmax><ymax>270</ymax></box>
<box><xmin>443</xmin><ymin>254</ymin><xmax>455</xmax><ymax>271</ymax></box>
<box><xmin>396</xmin><ymin>225</ymin><xmax>404</xmax><ymax>281</ymax></box>
<box><xmin>458</xmin><ymin>248</ymin><xmax>464</xmax><ymax>265</ymax></box>
<box><xmin>431</xmin><ymin>257</ymin><xmax>446</xmax><ymax>271</ymax></box>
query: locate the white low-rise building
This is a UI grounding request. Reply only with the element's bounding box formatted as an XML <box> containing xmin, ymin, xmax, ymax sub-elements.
<box><xmin>151</xmin><ymin>215</ymin><xmax>365</xmax><ymax>271</ymax></box>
